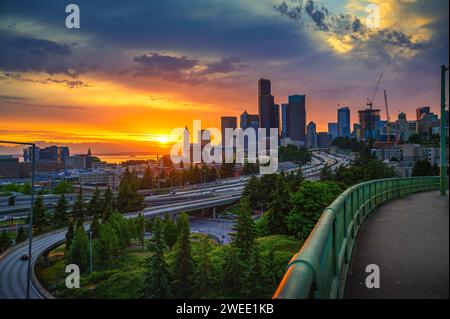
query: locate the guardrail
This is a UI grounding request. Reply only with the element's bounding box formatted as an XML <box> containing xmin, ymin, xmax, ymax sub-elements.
<box><xmin>273</xmin><ymin>176</ymin><xmax>443</xmax><ymax>299</ymax></box>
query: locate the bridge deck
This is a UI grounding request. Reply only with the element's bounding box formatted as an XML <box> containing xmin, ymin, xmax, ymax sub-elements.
<box><xmin>344</xmin><ymin>191</ymin><xmax>449</xmax><ymax>299</ymax></box>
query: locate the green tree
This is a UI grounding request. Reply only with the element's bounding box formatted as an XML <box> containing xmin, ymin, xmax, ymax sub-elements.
<box><xmin>90</xmin><ymin>214</ymin><xmax>101</xmax><ymax>239</ymax></box>
<box><xmin>172</xmin><ymin>213</ymin><xmax>195</xmax><ymax>298</ymax></box>
<box><xmin>0</xmin><ymin>231</ymin><xmax>12</xmax><ymax>252</ymax></box>
<box><xmin>65</xmin><ymin>219</ymin><xmax>75</xmax><ymax>257</ymax></box>
<box><xmin>286</xmin><ymin>181</ymin><xmax>342</xmax><ymax>239</ymax></box>
<box><xmin>66</xmin><ymin>227</ymin><xmax>89</xmax><ymax>272</ymax></box>
<box><xmin>242</xmin><ymin>245</ymin><xmax>265</xmax><ymax>298</ymax></box>
<box><xmin>162</xmin><ymin>213</ymin><xmax>178</xmax><ymax>249</ymax></box>
<box><xmin>243</xmin><ymin>175</ymin><xmax>263</xmax><ymax>210</ymax></box>
<box><xmin>266</xmin><ymin>175</ymin><xmax>291</xmax><ymax>234</ymax></box>
<box><xmin>53</xmin><ymin>193</ymin><xmax>68</xmax><ymax>227</ymax></box>
<box><xmin>101</xmin><ymin>187</ymin><xmax>115</xmax><ymax>213</ymax></box>
<box><xmin>32</xmin><ymin>194</ymin><xmax>47</xmax><ymax>234</ymax></box>
<box><xmin>109</xmin><ymin>211</ymin><xmax>131</xmax><ymax>249</ymax></box>
<box><xmin>116</xmin><ymin>168</ymin><xmax>144</xmax><ymax>213</ymax></box>
<box><xmin>72</xmin><ymin>189</ymin><xmax>86</xmax><ymax>222</ymax></box>
<box><xmin>141</xmin><ymin>166</ymin><xmax>153</xmax><ymax>189</ymax></box>
<box><xmin>94</xmin><ymin>222</ymin><xmax>121</xmax><ymax>267</ymax></box>
<box><xmin>194</xmin><ymin>236</ymin><xmax>214</xmax><ymax>298</ymax></box>
<box><xmin>87</xmin><ymin>188</ymin><xmax>103</xmax><ymax>218</ymax></box>
<box><xmin>134</xmin><ymin>213</ymin><xmax>146</xmax><ymax>248</ymax></box>
<box><xmin>15</xmin><ymin>226</ymin><xmax>27</xmax><ymax>243</ymax></box>
<box><xmin>231</xmin><ymin>198</ymin><xmax>256</xmax><ymax>258</ymax></box>
<box><xmin>412</xmin><ymin>159</ymin><xmax>434</xmax><ymax>176</ymax></box>
<box><xmin>52</xmin><ymin>181</ymin><xmax>74</xmax><ymax>195</ymax></box>
<box><xmin>141</xmin><ymin>217</ymin><xmax>171</xmax><ymax>298</ymax></box>
<box><xmin>222</xmin><ymin>246</ymin><xmax>243</xmax><ymax>297</ymax></box>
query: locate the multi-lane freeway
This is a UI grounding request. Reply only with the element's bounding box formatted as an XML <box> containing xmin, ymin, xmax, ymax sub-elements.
<box><xmin>0</xmin><ymin>150</ymin><xmax>349</xmax><ymax>299</ymax></box>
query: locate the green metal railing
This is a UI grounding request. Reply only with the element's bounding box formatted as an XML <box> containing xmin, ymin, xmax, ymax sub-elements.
<box><xmin>273</xmin><ymin>176</ymin><xmax>442</xmax><ymax>299</ymax></box>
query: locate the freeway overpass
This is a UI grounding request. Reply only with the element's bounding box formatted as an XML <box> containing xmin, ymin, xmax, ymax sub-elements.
<box><xmin>0</xmin><ymin>150</ymin><xmax>348</xmax><ymax>299</ymax></box>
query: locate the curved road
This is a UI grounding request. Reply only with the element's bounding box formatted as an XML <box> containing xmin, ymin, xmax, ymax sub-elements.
<box><xmin>0</xmin><ymin>150</ymin><xmax>347</xmax><ymax>299</ymax></box>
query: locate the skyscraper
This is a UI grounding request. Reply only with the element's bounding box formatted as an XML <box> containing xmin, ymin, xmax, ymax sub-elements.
<box><xmin>240</xmin><ymin>111</ymin><xmax>259</xmax><ymax>151</ymax></box>
<box><xmin>306</xmin><ymin>121</ymin><xmax>317</xmax><ymax>148</ymax></box>
<box><xmin>337</xmin><ymin>106</ymin><xmax>351</xmax><ymax>137</ymax></box>
<box><xmin>286</xmin><ymin>95</ymin><xmax>306</xmax><ymax>144</ymax></box>
<box><xmin>258</xmin><ymin>78</ymin><xmax>277</xmax><ymax>138</ymax></box>
<box><xmin>328</xmin><ymin>122</ymin><xmax>338</xmax><ymax>141</ymax></box>
<box><xmin>281</xmin><ymin>103</ymin><xmax>288</xmax><ymax>138</ymax></box>
<box><xmin>221</xmin><ymin>116</ymin><xmax>237</xmax><ymax>147</ymax></box>
<box><xmin>416</xmin><ymin>106</ymin><xmax>431</xmax><ymax>121</ymax></box>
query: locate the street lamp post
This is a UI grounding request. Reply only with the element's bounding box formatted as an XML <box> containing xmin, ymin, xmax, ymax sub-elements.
<box><xmin>0</xmin><ymin>140</ymin><xmax>36</xmax><ymax>299</ymax></box>
<box><xmin>440</xmin><ymin>65</ymin><xmax>448</xmax><ymax>196</ymax></box>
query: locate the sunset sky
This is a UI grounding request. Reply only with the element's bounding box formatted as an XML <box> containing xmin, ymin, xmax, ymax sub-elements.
<box><xmin>0</xmin><ymin>0</ymin><xmax>449</xmax><ymax>155</ymax></box>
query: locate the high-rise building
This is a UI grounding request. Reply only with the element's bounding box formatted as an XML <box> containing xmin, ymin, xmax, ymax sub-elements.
<box><xmin>221</xmin><ymin>116</ymin><xmax>237</xmax><ymax>147</ymax></box>
<box><xmin>258</xmin><ymin>78</ymin><xmax>277</xmax><ymax>138</ymax></box>
<box><xmin>281</xmin><ymin>103</ymin><xmax>288</xmax><ymax>138</ymax></box>
<box><xmin>240</xmin><ymin>111</ymin><xmax>259</xmax><ymax>151</ymax></box>
<box><xmin>416</xmin><ymin>106</ymin><xmax>431</xmax><ymax>121</ymax></box>
<box><xmin>328</xmin><ymin>122</ymin><xmax>338</xmax><ymax>141</ymax></box>
<box><xmin>306</xmin><ymin>121</ymin><xmax>317</xmax><ymax>148</ymax></box>
<box><xmin>286</xmin><ymin>95</ymin><xmax>306</xmax><ymax>144</ymax></box>
<box><xmin>358</xmin><ymin>108</ymin><xmax>381</xmax><ymax>141</ymax></box>
<box><xmin>337</xmin><ymin>106</ymin><xmax>351</xmax><ymax>137</ymax></box>
<box><xmin>23</xmin><ymin>145</ymin><xmax>69</xmax><ymax>163</ymax></box>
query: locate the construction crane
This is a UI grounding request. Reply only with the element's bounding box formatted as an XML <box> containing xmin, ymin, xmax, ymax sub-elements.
<box><xmin>364</xmin><ymin>72</ymin><xmax>384</xmax><ymax>141</ymax></box>
<box><xmin>384</xmin><ymin>89</ymin><xmax>391</xmax><ymax>143</ymax></box>
<box><xmin>367</xmin><ymin>72</ymin><xmax>384</xmax><ymax>110</ymax></box>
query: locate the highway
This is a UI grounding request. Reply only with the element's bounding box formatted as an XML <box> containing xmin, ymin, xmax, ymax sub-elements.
<box><xmin>0</xmin><ymin>150</ymin><xmax>349</xmax><ymax>299</ymax></box>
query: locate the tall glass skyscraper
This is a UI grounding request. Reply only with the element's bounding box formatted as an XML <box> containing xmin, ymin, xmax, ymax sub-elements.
<box><xmin>337</xmin><ymin>106</ymin><xmax>351</xmax><ymax>137</ymax></box>
<box><xmin>286</xmin><ymin>95</ymin><xmax>306</xmax><ymax>144</ymax></box>
<box><xmin>258</xmin><ymin>78</ymin><xmax>278</xmax><ymax>137</ymax></box>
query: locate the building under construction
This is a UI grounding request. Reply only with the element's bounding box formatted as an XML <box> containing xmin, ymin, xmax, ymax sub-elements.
<box><xmin>358</xmin><ymin>108</ymin><xmax>381</xmax><ymax>141</ymax></box>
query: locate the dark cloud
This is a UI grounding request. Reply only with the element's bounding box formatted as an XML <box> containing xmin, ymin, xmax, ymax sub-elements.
<box><xmin>201</xmin><ymin>57</ymin><xmax>243</xmax><ymax>75</ymax></box>
<box><xmin>133</xmin><ymin>52</ymin><xmax>198</xmax><ymax>72</ymax></box>
<box><xmin>1</xmin><ymin>72</ymin><xmax>90</xmax><ymax>88</ymax></box>
<box><xmin>6</xmin><ymin>36</ymin><xmax>71</xmax><ymax>56</ymax></box>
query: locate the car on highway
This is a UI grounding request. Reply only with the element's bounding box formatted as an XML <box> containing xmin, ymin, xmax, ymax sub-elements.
<box><xmin>20</xmin><ymin>254</ymin><xmax>29</xmax><ymax>261</ymax></box>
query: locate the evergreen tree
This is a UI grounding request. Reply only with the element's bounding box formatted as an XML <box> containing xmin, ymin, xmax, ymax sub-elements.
<box><xmin>64</xmin><ymin>219</ymin><xmax>75</xmax><ymax>257</ymax></box>
<box><xmin>242</xmin><ymin>245</ymin><xmax>266</xmax><ymax>298</ymax></box>
<box><xmin>222</xmin><ymin>246</ymin><xmax>243</xmax><ymax>297</ymax></box>
<box><xmin>0</xmin><ymin>231</ymin><xmax>12</xmax><ymax>252</ymax></box>
<box><xmin>172</xmin><ymin>213</ymin><xmax>194</xmax><ymax>298</ymax></box>
<box><xmin>94</xmin><ymin>222</ymin><xmax>121</xmax><ymax>267</ymax></box>
<box><xmin>102</xmin><ymin>203</ymin><xmax>113</xmax><ymax>222</ymax></box>
<box><xmin>242</xmin><ymin>175</ymin><xmax>262</xmax><ymax>210</ymax></box>
<box><xmin>32</xmin><ymin>194</ymin><xmax>47</xmax><ymax>234</ymax></box>
<box><xmin>162</xmin><ymin>213</ymin><xmax>178</xmax><ymax>249</ymax></box>
<box><xmin>116</xmin><ymin>168</ymin><xmax>144</xmax><ymax>213</ymax></box>
<box><xmin>135</xmin><ymin>213</ymin><xmax>146</xmax><ymax>248</ymax></box>
<box><xmin>72</xmin><ymin>189</ymin><xmax>85</xmax><ymax>222</ymax></box>
<box><xmin>101</xmin><ymin>186</ymin><xmax>115</xmax><ymax>213</ymax></box>
<box><xmin>194</xmin><ymin>236</ymin><xmax>214</xmax><ymax>298</ymax></box>
<box><xmin>263</xmin><ymin>247</ymin><xmax>279</xmax><ymax>291</ymax></box>
<box><xmin>231</xmin><ymin>198</ymin><xmax>256</xmax><ymax>259</ymax></box>
<box><xmin>53</xmin><ymin>193</ymin><xmax>68</xmax><ymax>227</ymax></box>
<box><xmin>267</xmin><ymin>176</ymin><xmax>291</xmax><ymax>234</ymax></box>
<box><xmin>141</xmin><ymin>166</ymin><xmax>153</xmax><ymax>189</ymax></box>
<box><xmin>109</xmin><ymin>211</ymin><xmax>131</xmax><ymax>249</ymax></box>
<box><xmin>66</xmin><ymin>226</ymin><xmax>89</xmax><ymax>272</ymax></box>
<box><xmin>90</xmin><ymin>214</ymin><xmax>101</xmax><ymax>239</ymax></box>
<box><xmin>87</xmin><ymin>187</ymin><xmax>103</xmax><ymax>217</ymax></box>
<box><xmin>15</xmin><ymin>226</ymin><xmax>27</xmax><ymax>243</ymax></box>
<box><xmin>141</xmin><ymin>217</ymin><xmax>171</xmax><ymax>298</ymax></box>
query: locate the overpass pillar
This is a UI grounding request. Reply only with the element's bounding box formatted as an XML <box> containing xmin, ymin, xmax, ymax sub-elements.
<box><xmin>213</xmin><ymin>206</ymin><xmax>216</xmax><ymax>219</ymax></box>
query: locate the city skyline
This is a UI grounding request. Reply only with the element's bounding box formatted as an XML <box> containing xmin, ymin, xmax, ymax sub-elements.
<box><xmin>1</xmin><ymin>0</ymin><xmax>449</xmax><ymax>154</ymax></box>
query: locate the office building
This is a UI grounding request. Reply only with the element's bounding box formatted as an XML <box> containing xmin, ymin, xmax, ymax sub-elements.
<box><xmin>306</xmin><ymin>121</ymin><xmax>317</xmax><ymax>148</ymax></box>
<box><xmin>0</xmin><ymin>156</ymin><xmax>20</xmax><ymax>178</ymax></box>
<box><xmin>358</xmin><ymin>108</ymin><xmax>381</xmax><ymax>140</ymax></box>
<box><xmin>337</xmin><ymin>106</ymin><xmax>351</xmax><ymax>137</ymax></box>
<box><xmin>416</xmin><ymin>106</ymin><xmax>431</xmax><ymax>121</ymax></box>
<box><xmin>258</xmin><ymin>78</ymin><xmax>277</xmax><ymax>138</ymax></box>
<box><xmin>281</xmin><ymin>103</ymin><xmax>288</xmax><ymax>138</ymax></box>
<box><xmin>23</xmin><ymin>145</ymin><xmax>69</xmax><ymax>163</ymax></box>
<box><xmin>285</xmin><ymin>95</ymin><xmax>306</xmax><ymax>144</ymax></box>
<box><xmin>221</xmin><ymin>116</ymin><xmax>237</xmax><ymax>147</ymax></box>
<box><xmin>328</xmin><ymin>122</ymin><xmax>338</xmax><ymax>141</ymax></box>
<box><xmin>240</xmin><ymin>111</ymin><xmax>259</xmax><ymax>151</ymax></box>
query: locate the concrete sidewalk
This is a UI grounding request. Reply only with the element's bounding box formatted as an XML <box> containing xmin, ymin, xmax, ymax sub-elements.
<box><xmin>344</xmin><ymin>191</ymin><xmax>449</xmax><ymax>299</ymax></box>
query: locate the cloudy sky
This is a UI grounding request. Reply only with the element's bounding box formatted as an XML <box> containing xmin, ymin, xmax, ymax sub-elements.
<box><xmin>0</xmin><ymin>0</ymin><xmax>448</xmax><ymax>154</ymax></box>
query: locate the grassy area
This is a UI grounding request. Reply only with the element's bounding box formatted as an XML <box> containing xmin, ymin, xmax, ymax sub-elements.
<box><xmin>0</xmin><ymin>219</ymin><xmax>26</xmax><ymax>228</ymax></box>
<box><xmin>36</xmin><ymin>234</ymin><xmax>302</xmax><ymax>299</ymax></box>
